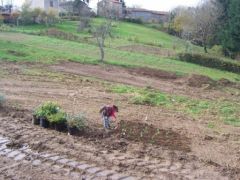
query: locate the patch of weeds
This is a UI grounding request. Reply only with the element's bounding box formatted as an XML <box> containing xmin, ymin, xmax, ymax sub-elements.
<box><xmin>224</xmin><ymin>118</ymin><xmax>240</xmax><ymax>127</ymax></box>
<box><xmin>207</xmin><ymin>122</ymin><xmax>215</xmax><ymax>129</ymax></box>
<box><xmin>132</xmin><ymin>91</ymin><xmax>169</xmax><ymax>106</ymax></box>
<box><xmin>219</xmin><ymin>103</ymin><xmax>240</xmax><ymax>127</ymax></box>
<box><xmin>110</xmin><ymin>84</ymin><xmax>240</xmax><ymax>127</ymax></box>
<box><xmin>110</xmin><ymin>85</ymin><xmax>136</xmax><ymax>94</ymax></box>
<box><xmin>184</xmin><ymin>100</ymin><xmax>210</xmax><ymax>115</ymax></box>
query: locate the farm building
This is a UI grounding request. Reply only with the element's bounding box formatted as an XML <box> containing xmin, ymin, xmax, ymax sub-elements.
<box><xmin>97</xmin><ymin>0</ymin><xmax>125</xmax><ymax>18</ymax></box>
<box><xmin>59</xmin><ymin>0</ymin><xmax>90</xmax><ymax>15</ymax></box>
<box><xmin>125</xmin><ymin>8</ymin><xmax>169</xmax><ymax>23</ymax></box>
<box><xmin>28</xmin><ymin>0</ymin><xmax>61</xmax><ymax>11</ymax></box>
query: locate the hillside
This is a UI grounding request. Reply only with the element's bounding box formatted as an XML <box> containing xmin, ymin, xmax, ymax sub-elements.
<box><xmin>0</xmin><ymin>19</ymin><xmax>240</xmax><ymax>82</ymax></box>
<box><xmin>0</xmin><ymin>18</ymin><xmax>240</xmax><ymax>179</ymax></box>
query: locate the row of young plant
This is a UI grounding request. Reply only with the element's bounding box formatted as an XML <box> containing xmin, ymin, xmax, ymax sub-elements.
<box><xmin>33</xmin><ymin>101</ymin><xmax>86</xmax><ymax>135</ymax></box>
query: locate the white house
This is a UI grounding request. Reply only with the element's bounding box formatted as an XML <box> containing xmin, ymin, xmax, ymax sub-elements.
<box><xmin>28</xmin><ymin>0</ymin><xmax>60</xmax><ymax>11</ymax></box>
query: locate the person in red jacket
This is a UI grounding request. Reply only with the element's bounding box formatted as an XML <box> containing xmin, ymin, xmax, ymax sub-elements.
<box><xmin>99</xmin><ymin>105</ymin><xmax>118</xmax><ymax>130</ymax></box>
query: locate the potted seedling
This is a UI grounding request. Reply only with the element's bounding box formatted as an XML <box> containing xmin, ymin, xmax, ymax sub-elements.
<box><xmin>67</xmin><ymin>114</ymin><xmax>86</xmax><ymax>136</ymax></box>
<box><xmin>48</xmin><ymin>111</ymin><xmax>67</xmax><ymax>132</ymax></box>
<box><xmin>33</xmin><ymin>101</ymin><xmax>60</xmax><ymax>128</ymax></box>
<box><xmin>32</xmin><ymin>113</ymin><xmax>40</xmax><ymax>125</ymax></box>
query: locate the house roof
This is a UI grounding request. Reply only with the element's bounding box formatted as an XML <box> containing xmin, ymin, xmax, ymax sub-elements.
<box><xmin>98</xmin><ymin>0</ymin><xmax>122</xmax><ymax>5</ymax></box>
<box><xmin>126</xmin><ymin>8</ymin><xmax>169</xmax><ymax>16</ymax></box>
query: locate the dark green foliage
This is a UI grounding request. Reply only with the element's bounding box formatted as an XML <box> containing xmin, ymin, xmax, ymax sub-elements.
<box><xmin>178</xmin><ymin>53</ymin><xmax>240</xmax><ymax>74</ymax></box>
<box><xmin>123</xmin><ymin>18</ymin><xmax>143</xmax><ymax>24</ymax></box>
<box><xmin>48</xmin><ymin>111</ymin><xmax>67</xmax><ymax>124</ymax></box>
<box><xmin>34</xmin><ymin>101</ymin><xmax>60</xmax><ymax>119</ymax></box>
<box><xmin>218</xmin><ymin>0</ymin><xmax>240</xmax><ymax>56</ymax></box>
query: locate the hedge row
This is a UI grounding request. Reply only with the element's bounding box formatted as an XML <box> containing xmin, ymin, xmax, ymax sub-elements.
<box><xmin>178</xmin><ymin>53</ymin><xmax>240</xmax><ymax>74</ymax></box>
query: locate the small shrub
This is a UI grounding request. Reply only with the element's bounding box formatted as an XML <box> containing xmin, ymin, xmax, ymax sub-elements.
<box><xmin>34</xmin><ymin>101</ymin><xmax>60</xmax><ymax>119</ymax></box>
<box><xmin>48</xmin><ymin>111</ymin><xmax>67</xmax><ymax>124</ymax></box>
<box><xmin>67</xmin><ymin>114</ymin><xmax>86</xmax><ymax>131</ymax></box>
<box><xmin>0</xmin><ymin>24</ymin><xmax>11</xmax><ymax>32</ymax></box>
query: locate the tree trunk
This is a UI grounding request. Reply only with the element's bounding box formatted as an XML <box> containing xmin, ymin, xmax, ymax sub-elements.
<box><xmin>204</xmin><ymin>46</ymin><xmax>208</xmax><ymax>53</ymax></box>
<box><xmin>97</xmin><ymin>37</ymin><xmax>105</xmax><ymax>62</ymax></box>
<box><xmin>100</xmin><ymin>45</ymin><xmax>104</xmax><ymax>62</ymax></box>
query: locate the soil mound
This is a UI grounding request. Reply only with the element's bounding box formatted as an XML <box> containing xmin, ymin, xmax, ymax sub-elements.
<box><xmin>116</xmin><ymin>121</ymin><xmax>191</xmax><ymax>152</ymax></box>
<box><xmin>187</xmin><ymin>74</ymin><xmax>216</xmax><ymax>88</ymax></box>
<box><xmin>0</xmin><ymin>105</ymin><xmax>30</xmax><ymax>120</ymax></box>
<box><xmin>129</xmin><ymin>67</ymin><xmax>178</xmax><ymax>80</ymax></box>
<box><xmin>217</xmin><ymin>78</ymin><xmax>240</xmax><ymax>89</ymax></box>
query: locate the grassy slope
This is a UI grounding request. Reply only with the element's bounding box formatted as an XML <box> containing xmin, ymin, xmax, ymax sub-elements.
<box><xmin>110</xmin><ymin>84</ymin><xmax>240</xmax><ymax>127</ymax></box>
<box><xmin>0</xmin><ymin>32</ymin><xmax>240</xmax><ymax>81</ymax></box>
<box><xmin>14</xmin><ymin>19</ymin><xmax>201</xmax><ymax>51</ymax></box>
<box><xmin>0</xmin><ymin>20</ymin><xmax>239</xmax><ymax>127</ymax></box>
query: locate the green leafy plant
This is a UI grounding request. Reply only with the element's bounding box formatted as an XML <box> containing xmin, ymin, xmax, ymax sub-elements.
<box><xmin>67</xmin><ymin>113</ymin><xmax>86</xmax><ymax>131</ymax></box>
<box><xmin>34</xmin><ymin>101</ymin><xmax>61</xmax><ymax>119</ymax></box>
<box><xmin>48</xmin><ymin>111</ymin><xmax>67</xmax><ymax>124</ymax></box>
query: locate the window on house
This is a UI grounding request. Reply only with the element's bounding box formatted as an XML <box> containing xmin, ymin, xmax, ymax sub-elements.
<box><xmin>50</xmin><ymin>1</ymin><xmax>54</xmax><ymax>7</ymax></box>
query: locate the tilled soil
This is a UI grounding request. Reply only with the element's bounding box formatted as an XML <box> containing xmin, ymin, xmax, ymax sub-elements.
<box><xmin>50</xmin><ymin>61</ymin><xmax>240</xmax><ymax>101</ymax></box>
<box><xmin>0</xmin><ymin>107</ymin><xmax>229</xmax><ymax>179</ymax></box>
<box><xmin>0</xmin><ymin>61</ymin><xmax>239</xmax><ymax>179</ymax></box>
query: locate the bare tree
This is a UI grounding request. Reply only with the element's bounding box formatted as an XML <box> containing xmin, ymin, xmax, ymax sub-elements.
<box><xmin>181</xmin><ymin>0</ymin><xmax>222</xmax><ymax>53</ymax></box>
<box><xmin>93</xmin><ymin>19</ymin><xmax>113</xmax><ymax>62</ymax></box>
<box><xmin>93</xmin><ymin>0</ymin><xmax>117</xmax><ymax>62</ymax></box>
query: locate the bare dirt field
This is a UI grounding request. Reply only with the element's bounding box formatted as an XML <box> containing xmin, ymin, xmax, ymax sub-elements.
<box><xmin>0</xmin><ymin>61</ymin><xmax>239</xmax><ymax>179</ymax></box>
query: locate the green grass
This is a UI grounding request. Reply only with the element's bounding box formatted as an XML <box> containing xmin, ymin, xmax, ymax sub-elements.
<box><xmin>13</xmin><ymin>19</ymin><xmax>201</xmax><ymax>51</ymax></box>
<box><xmin>110</xmin><ymin>84</ymin><xmax>240</xmax><ymax>127</ymax></box>
<box><xmin>0</xmin><ymin>32</ymin><xmax>240</xmax><ymax>81</ymax></box>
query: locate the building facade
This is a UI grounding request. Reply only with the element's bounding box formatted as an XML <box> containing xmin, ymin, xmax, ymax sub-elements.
<box><xmin>29</xmin><ymin>0</ymin><xmax>60</xmax><ymax>11</ymax></box>
<box><xmin>126</xmin><ymin>8</ymin><xmax>169</xmax><ymax>23</ymax></box>
<box><xmin>97</xmin><ymin>0</ymin><xmax>124</xmax><ymax>18</ymax></box>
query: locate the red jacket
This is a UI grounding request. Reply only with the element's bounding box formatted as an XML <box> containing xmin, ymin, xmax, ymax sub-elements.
<box><xmin>100</xmin><ymin>106</ymin><xmax>117</xmax><ymax>119</ymax></box>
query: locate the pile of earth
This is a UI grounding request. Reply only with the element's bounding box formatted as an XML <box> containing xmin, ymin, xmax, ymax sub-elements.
<box><xmin>129</xmin><ymin>67</ymin><xmax>178</xmax><ymax>80</ymax></box>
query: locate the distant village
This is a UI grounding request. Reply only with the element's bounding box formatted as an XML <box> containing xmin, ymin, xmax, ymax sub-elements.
<box><xmin>0</xmin><ymin>0</ymin><xmax>169</xmax><ymax>23</ymax></box>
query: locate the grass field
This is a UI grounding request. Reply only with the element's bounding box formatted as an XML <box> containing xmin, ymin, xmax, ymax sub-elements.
<box><xmin>0</xmin><ymin>31</ymin><xmax>240</xmax><ymax>82</ymax></box>
<box><xmin>110</xmin><ymin>84</ymin><xmax>240</xmax><ymax>127</ymax></box>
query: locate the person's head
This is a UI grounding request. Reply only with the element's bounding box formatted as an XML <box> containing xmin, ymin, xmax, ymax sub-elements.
<box><xmin>113</xmin><ymin>105</ymin><xmax>118</xmax><ymax>112</ymax></box>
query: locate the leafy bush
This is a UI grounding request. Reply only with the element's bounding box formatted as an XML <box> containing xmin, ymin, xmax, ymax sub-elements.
<box><xmin>48</xmin><ymin>111</ymin><xmax>67</xmax><ymax>124</ymax></box>
<box><xmin>67</xmin><ymin>114</ymin><xmax>86</xmax><ymax>131</ymax></box>
<box><xmin>20</xmin><ymin>3</ymin><xmax>59</xmax><ymax>26</ymax></box>
<box><xmin>123</xmin><ymin>18</ymin><xmax>143</xmax><ymax>24</ymax></box>
<box><xmin>178</xmin><ymin>53</ymin><xmax>240</xmax><ymax>74</ymax></box>
<box><xmin>0</xmin><ymin>24</ymin><xmax>11</xmax><ymax>32</ymax></box>
<box><xmin>34</xmin><ymin>101</ymin><xmax>60</xmax><ymax>119</ymax></box>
